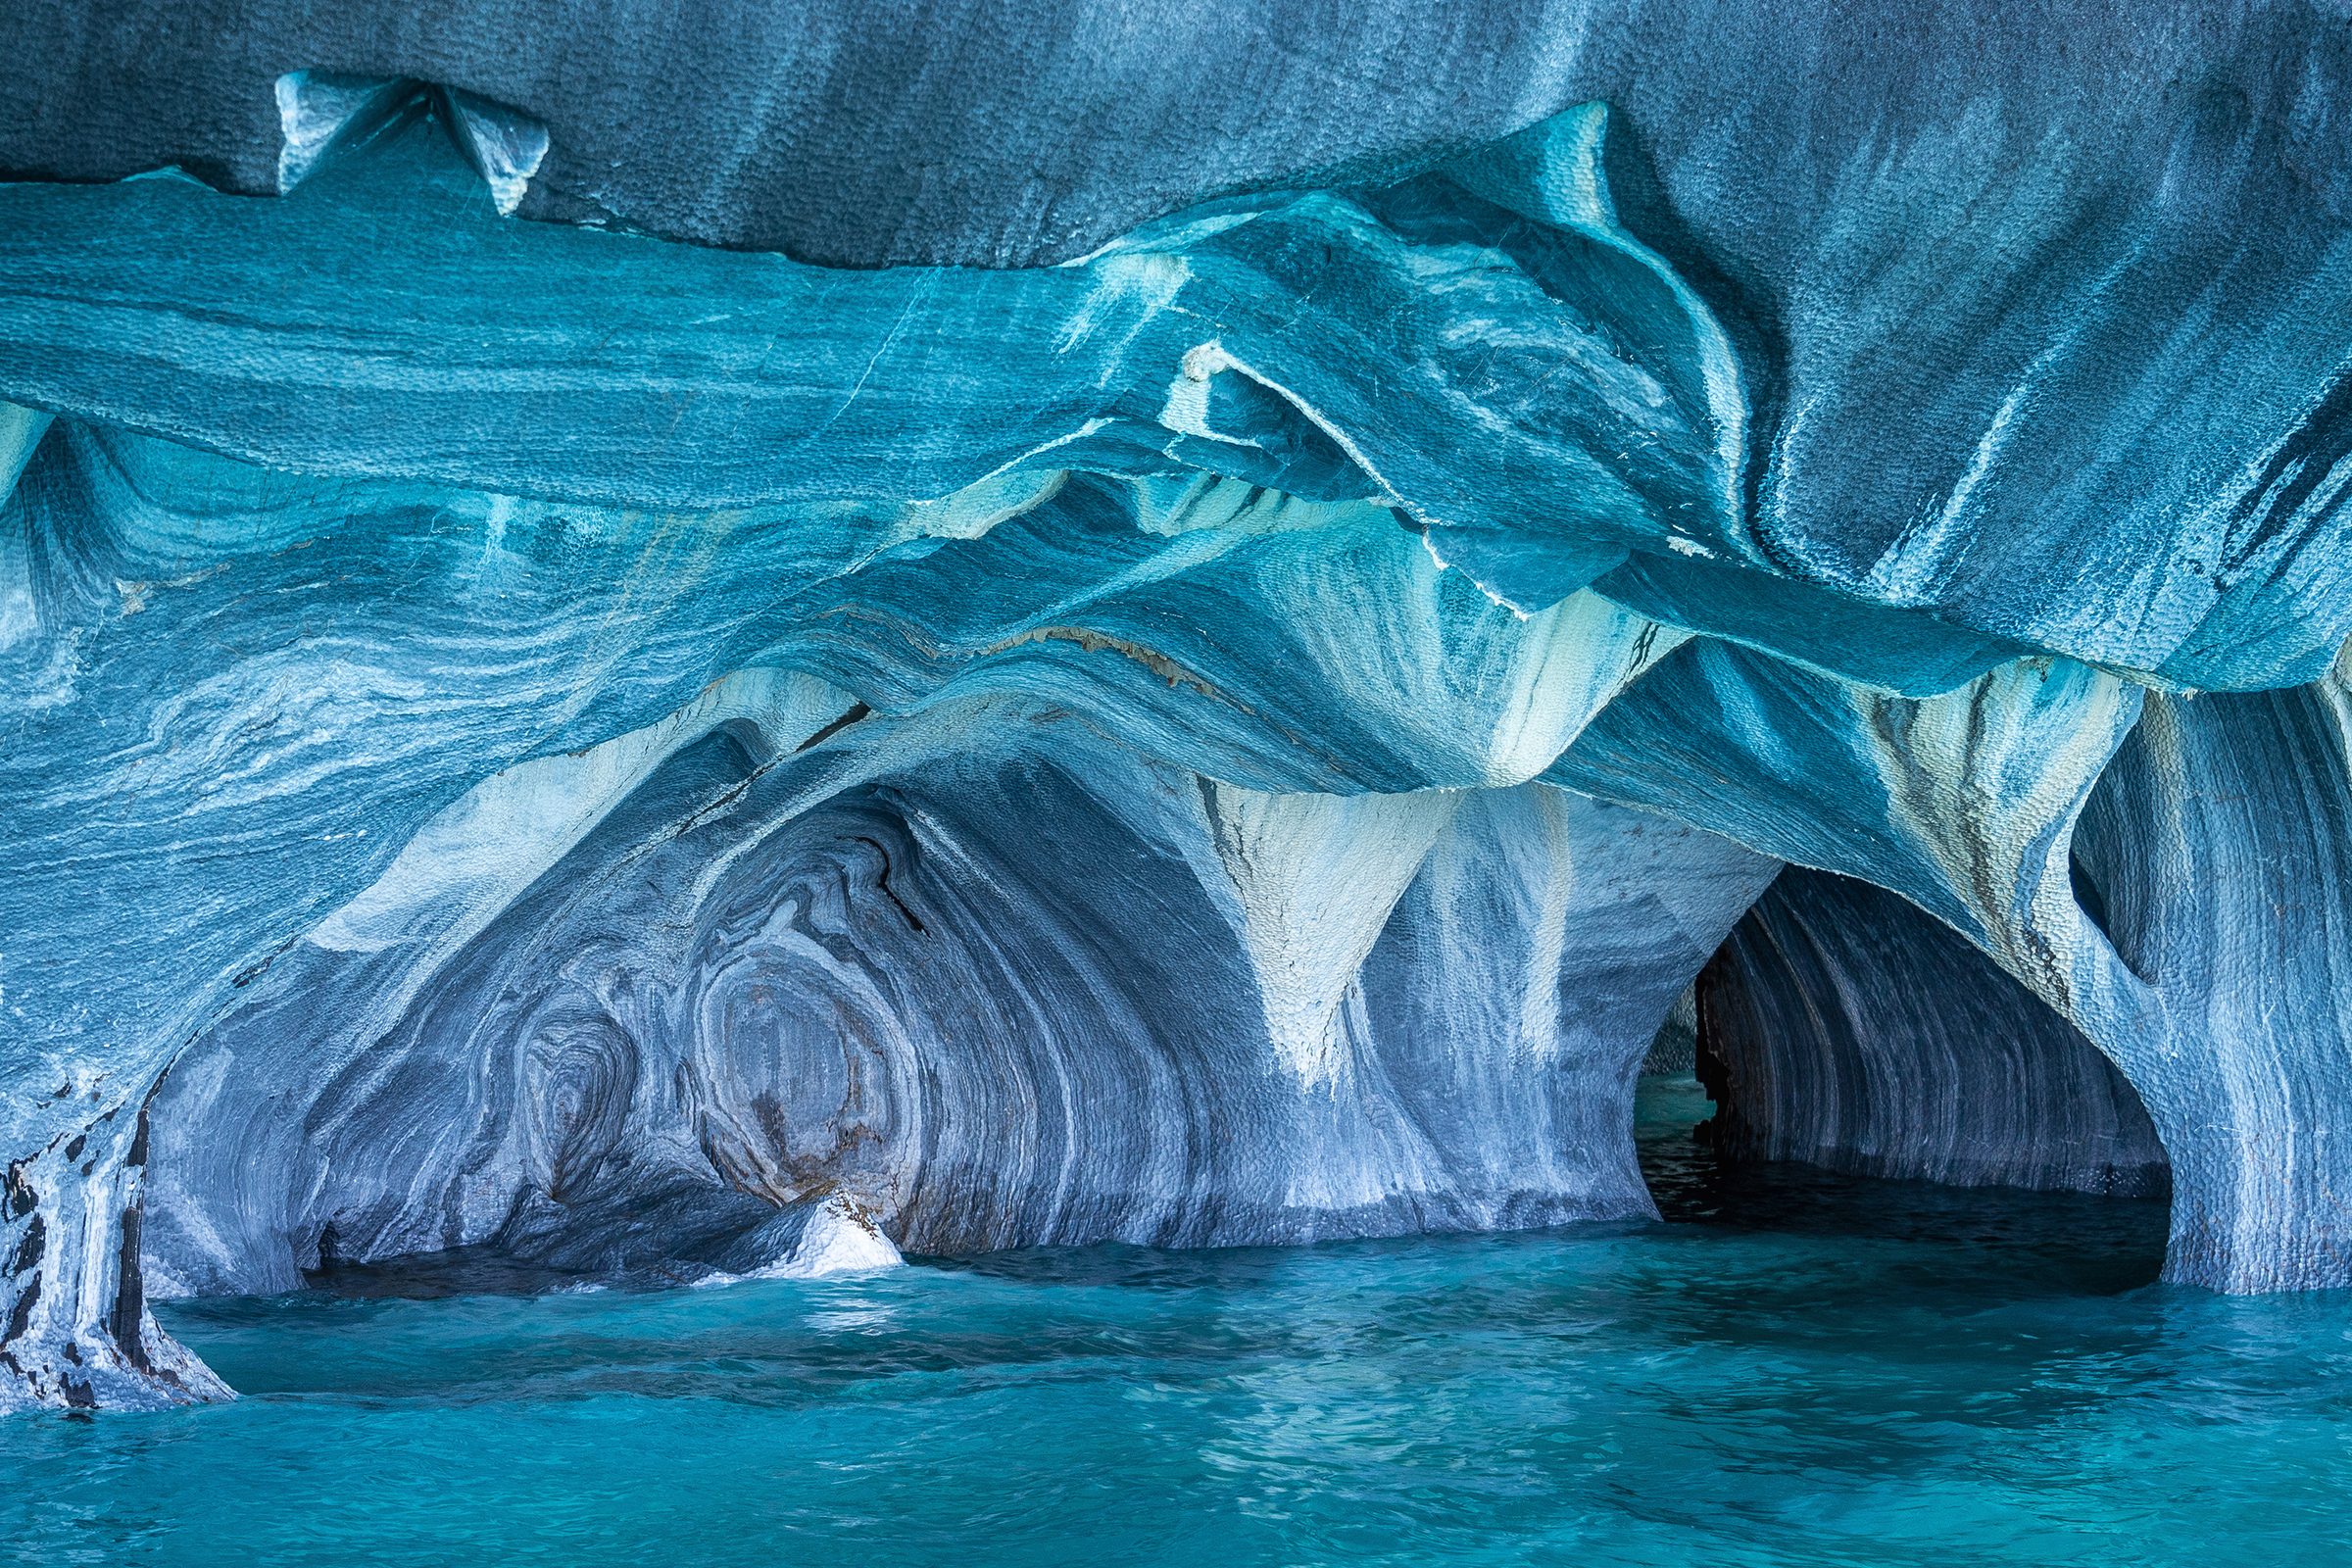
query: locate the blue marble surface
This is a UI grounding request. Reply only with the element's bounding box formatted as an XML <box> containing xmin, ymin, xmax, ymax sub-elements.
<box><xmin>4</xmin><ymin>10</ymin><xmax>2352</xmax><ymax>1412</ymax></box>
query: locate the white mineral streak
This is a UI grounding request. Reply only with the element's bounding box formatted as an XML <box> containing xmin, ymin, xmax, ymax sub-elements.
<box><xmin>0</xmin><ymin>403</ymin><xmax>51</xmax><ymax>650</ymax></box>
<box><xmin>310</xmin><ymin>667</ymin><xmax>853</xmax><ymax>956</ymax></box>
<box><xmin>1443</xmin><ymin>102</ymin><xmax>1752</xmax><ymax>562</ymax></box>
<box><xmin>274</xmin><ymin>73</ymin><xmax>412</xmax><ymax>193</ymax></box>
<box><xmin>443</xmin><ymin>90</ymin><xmax>550</xmax><ymax>217</ymax></box>
<box><xmin>1203</xmin><ymin>784</ymin><xmax>1459</xmax><ymax>1084</ymax></box>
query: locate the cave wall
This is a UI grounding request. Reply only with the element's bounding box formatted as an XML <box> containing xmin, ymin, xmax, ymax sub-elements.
<box><xmin>1693</xmin><ymin>867</ymin><xmax>2169</xmax><ymax>1197</ymax></box>
<box><xmin>2068</xmin><ymin>684</ymin><xmax>2352</xmax><ymax>1291</ymax></box>
<box><xmin>139</xmin><ymin>725</ymin><xmax>1775</xmax><ymax>1298</ymax></box>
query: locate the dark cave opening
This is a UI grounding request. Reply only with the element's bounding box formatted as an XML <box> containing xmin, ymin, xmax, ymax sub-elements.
<box><xmin>1635</xmin><ymin>867</ymin><xmax>2171</xmax><ymax>1293</ymax></box>
<box><xmin>2069</xmin><ymin>849</ymin><xmax>2117</xmax><ymax>950</ymax></box>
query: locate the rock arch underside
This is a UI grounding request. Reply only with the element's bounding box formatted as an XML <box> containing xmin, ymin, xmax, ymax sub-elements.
<box><xmin>8</xmin><ymin>0</ymin><xmax>2352</xmax><ymax>1410</ymax></box>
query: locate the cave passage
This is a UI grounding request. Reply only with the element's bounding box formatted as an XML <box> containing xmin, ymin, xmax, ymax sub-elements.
<box><xmin>1634</xmin><ymin>867</ymin><xmax>2172</xmax><ymax>1294</ymax></box>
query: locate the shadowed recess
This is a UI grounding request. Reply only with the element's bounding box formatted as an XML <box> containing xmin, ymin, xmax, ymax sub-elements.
<box><xmin>1693</xmin><ymin>867</ymin><xmax>2171</xmax><ymax>1199</ymax></box>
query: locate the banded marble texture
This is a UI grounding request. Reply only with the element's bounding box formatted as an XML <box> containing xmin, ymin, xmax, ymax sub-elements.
<box><xmin>3</xmin><ymin>7</ymin><xmax>2352</xmax><ymax>1408</ymax></box>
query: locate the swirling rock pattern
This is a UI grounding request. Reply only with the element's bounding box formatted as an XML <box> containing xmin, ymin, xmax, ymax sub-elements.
<box><xmin>4</xmin><ymin>5</ymin><xmax>2352</xmax><ymax>1408</ymax></box>
<box><xmin>140</xmin><ymin>711</ymin><xmax>1774</xmax><ymax>1295</ymax></box>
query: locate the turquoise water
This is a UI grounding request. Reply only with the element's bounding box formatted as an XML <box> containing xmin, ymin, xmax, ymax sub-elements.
<box><xmin>8</xmin><ymin>1078</ymin><xmax>2350</xmax><ymax>1567</ymax></box>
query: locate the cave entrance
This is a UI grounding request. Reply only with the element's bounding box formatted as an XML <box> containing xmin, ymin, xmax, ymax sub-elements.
<box><xmin>1633</xmin><ymin>866</ymin><xmax>2171</xmax><ymax>1293</ymax></box>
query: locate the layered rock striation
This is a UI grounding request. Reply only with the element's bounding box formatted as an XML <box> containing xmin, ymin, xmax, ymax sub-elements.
<box><xmin>5</xmin><ymin>3</ymin><xmax>2352</xmax><ymax>1409</ymax></box>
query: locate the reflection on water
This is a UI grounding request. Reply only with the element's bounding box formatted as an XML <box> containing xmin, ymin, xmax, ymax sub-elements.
<box><xmin>3</xmin><ymin>1076</ymin><xmax>2344</xmax><ymax>1567</ymax></box>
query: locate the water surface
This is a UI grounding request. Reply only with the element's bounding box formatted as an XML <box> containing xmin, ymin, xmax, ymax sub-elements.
<box><xmin>7</xmin><ymin>1078</ymin><xmax>2347</xmax><ymax>1566</ymax></box>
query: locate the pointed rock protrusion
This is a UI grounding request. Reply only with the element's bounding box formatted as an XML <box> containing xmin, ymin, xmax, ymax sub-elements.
<box><xmin>441</xmin><ymin>88</ymin><xmax>550</xmax><ymax>217</ymax></box>
<box><xmin>702</xmin><ymin>1196</ymin><xmax>905</xmax><ymax>1284</ymax></box>
<box><xmin>0</xmin><ymin>403</ymin><xmax>50</xmax><ymax>652</ymax></box>
<box><xmin>1202</xmin><ymin>783</ymin><xmax>1459</xmax><ymax>1083</ymax></box>
<box><xmin>0</xmin><ymin>402</ymin><xmax>49</xmax><ymax>503</ymax></box>
<box><xmin>274</xmin><ymin>73</ymin><xmax>548</xmax><ymax>217</ymax></box>
<box><xmin>273</xmin><ymin>72</ymin><xmax>416</xmax><ymax>194</ymax></box>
